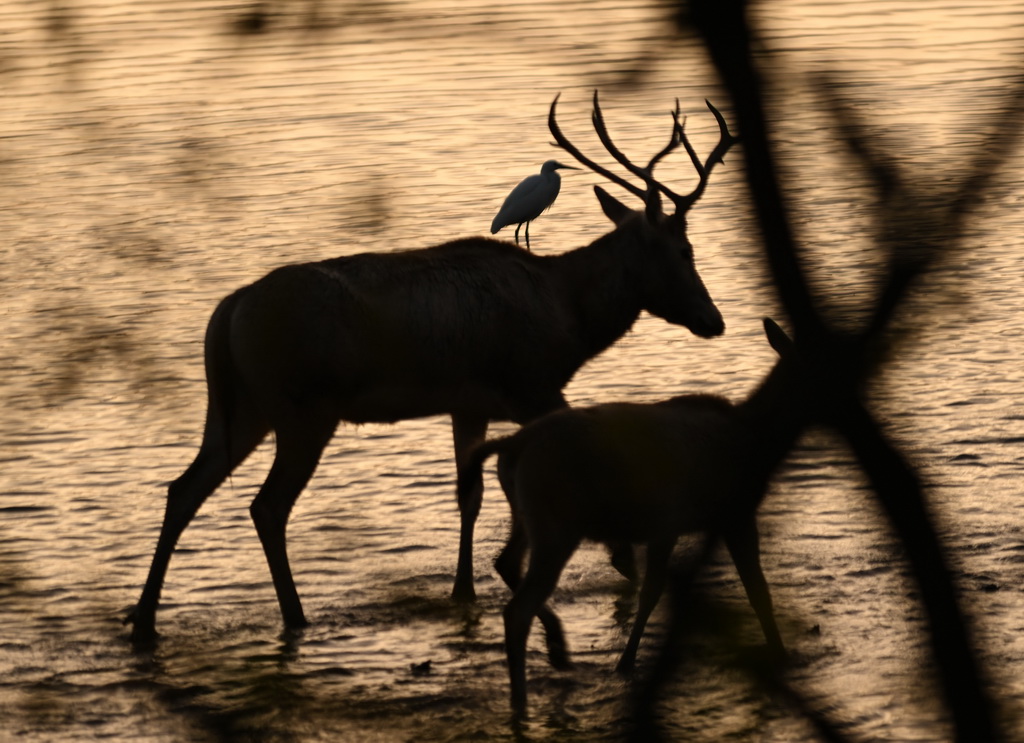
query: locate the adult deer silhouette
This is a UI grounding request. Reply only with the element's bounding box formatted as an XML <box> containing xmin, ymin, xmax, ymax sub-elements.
<box><xmin>463</xmin><ymin>318</ymin><xmax>800</xmax><ymax>718</ymax></box>
<box><xmin>126</xmin><ymin>92</ymin><xmax>735</xmax><ymax>643</ymax></box>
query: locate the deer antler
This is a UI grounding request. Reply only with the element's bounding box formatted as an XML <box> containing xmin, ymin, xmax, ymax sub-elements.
<box><xmin>549</xmin><ymin>93</ymin><xmax>737</xmax><ymax>214</ymax></box>
<box><xmin>669</xmin><ymin>100</ymin><xmax>740</xmax><ymax>212</ymax></box>
<box><xmin>589</xmin><ymin>92</ymin><xmax>686</xmax><ymax>184</ymax></box>
<box><xmin>645</xmin><ymin>100</ymin><xmax>686</xmax><ymax>173</ymax></box>
<box><xmin>548</xmin><ymin>93</ymin><xmax>646</xmax><ymax>200</ymax></box>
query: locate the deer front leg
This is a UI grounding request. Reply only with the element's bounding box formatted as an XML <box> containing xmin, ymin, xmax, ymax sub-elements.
<box><xmin>451</xmin><ymin>414</ymin><xmax>488</xmax><ymax>602</ymax></box>
<box><xmin>724</xmin><ymin>517</ymin><xmax>785</xmax><ymax>658</ymax></box>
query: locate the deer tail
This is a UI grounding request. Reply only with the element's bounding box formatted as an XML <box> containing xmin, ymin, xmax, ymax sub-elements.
<box><xmin>202</xmin><ymin>288</ymin><xmax>245</xmax><ymax>472</ymax></box>
<box><xmin>457</xmin><ymin>434</ymin><xmax>516</xmax><ymax>501</ymax></box>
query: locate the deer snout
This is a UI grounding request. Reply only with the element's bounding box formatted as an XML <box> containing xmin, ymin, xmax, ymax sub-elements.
<box><xmin>690</xmin><ymin>305</ymin><xmax>725</xmax><ymax>338</ymax></box>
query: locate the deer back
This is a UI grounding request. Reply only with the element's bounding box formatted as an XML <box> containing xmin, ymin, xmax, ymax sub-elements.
<box><xmin>223</xmin><ymin>238</ymin><xmax>642</xmax><ymax>425</ymax></box>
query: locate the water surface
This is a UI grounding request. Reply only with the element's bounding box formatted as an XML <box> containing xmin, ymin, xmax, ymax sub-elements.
<box><xmin>1</xmin><ymin>1</ymin><xmax>1024</xmax><ymax>740</ymax></box>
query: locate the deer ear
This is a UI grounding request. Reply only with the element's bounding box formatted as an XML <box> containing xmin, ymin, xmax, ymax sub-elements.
<box><xmin>594</xmin><ymin>185</ymin><xmax>632</xmax><ymax>225</ymax></box>
<box><xmin>763</xmin><ymin>317</ymin><xmax>794</xmax><ymax>356</ymax></box>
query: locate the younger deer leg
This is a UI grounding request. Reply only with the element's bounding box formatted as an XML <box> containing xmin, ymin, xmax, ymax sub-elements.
<box><xmin>495</xmin><ymin>516</ymin><xmax>570</xmax><ymax>670</ymax></box>
<box><xmin>451</xmin><ymin>414</ymin><xmax>488</xmax><ymax>602</ymax></box>
<box><xmin>493</xmin><ymin>518</ymin><xmax>527</xmax><ymax>588</ymax></box>
<box><xmin>250</xmin><ymin>414</ymin><xmax>337</xmax><ymax>630</ymax></box>
<box><xmin>504</xmin><ymin>537</ymin><xmax>577</xmax><ymax>719</ymax></box>
<box><xmin>616</xmin><ymin>539</ymin><xmax>674</xmax><ymax>674</ymax></box>
<box><xmin>129</xmin><ymin>405</ymin><xmax>269</xmax><ymax>645</ymax></box>
<box><xmin>724</xmin><ymin>517</ymin><xmax>785</xmax><ymax>657</ymax></box>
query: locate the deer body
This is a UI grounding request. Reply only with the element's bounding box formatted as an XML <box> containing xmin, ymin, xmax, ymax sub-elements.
<box><xmin>128</xmin><ymin>94</ymin><xmax>734</xmax><ymax>644</ymax></box>
<box><xmin>228</xmin><ymin>237</ymin><xmax>716</xmax><ymax>425</ymax></box>
<box><xmin>497</xmin><ymin>397</ymin><xmax>740</xmax><ymax>538</ymax></box>
<box><xmin>467</xmin><ymin>319</ymin><xmax>799</xmax><ymax>717</ymax></box>
<box><xmin>233</xmin><ymin>243</ymin><xmax>580</xmax><ymax>426</ymax></box>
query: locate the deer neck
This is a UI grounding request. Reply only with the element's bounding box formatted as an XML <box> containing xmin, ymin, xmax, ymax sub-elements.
<box><xmin>734</xmin><ymin>364</ymin><xmax>806</xmax><ymax>482</ymax></box>
<box><xmin>548</xmin><ymin>235</ymin><xmax>645</xmax><ymax>358</ymax></box>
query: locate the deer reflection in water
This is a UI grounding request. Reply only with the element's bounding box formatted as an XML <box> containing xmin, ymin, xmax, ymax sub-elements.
<box><xmin>127</xmin><ymin>93</ymin><xmax>735</xmax><ymax>644</ymax></box>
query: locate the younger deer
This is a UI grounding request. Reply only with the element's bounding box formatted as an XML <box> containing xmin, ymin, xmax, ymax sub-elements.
<box><xmin>462</xmin><ymin>319</ymin><xmax>801</xmax><ymax>717</ymax></box>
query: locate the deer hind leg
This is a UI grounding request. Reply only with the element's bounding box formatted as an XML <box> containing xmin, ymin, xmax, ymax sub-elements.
<box><xmin>129</xmin><ymin>400</ymin><xmax>270</xmax><ymax>644</ymax></box>
<box><xmin>451</xmin><ymin>414</ymin><xmax>488</xmax><ymax>602</ymax></box>
<box><xmin>495</xmin><ymin>514</ymin><xmax>570</xmax><ymax>670</ymax></box>
<box><xmin>250</xmin><ymin>411</ymin><xmax>337</xmax><ymax>630</ymax></box>
<box><xmin>616</xmin><ymin>538</ymin><xmax>673</xmax><ymax>674</ymax></box>
<box><xmin>724</xmin><ymin>517</ymin><xmax>785</xmax><ymax>657</ymax></box>
<box><xmin>503</xmin><ymin>536</ymin><xmax>577</xmax><ymax>718</ymax></box>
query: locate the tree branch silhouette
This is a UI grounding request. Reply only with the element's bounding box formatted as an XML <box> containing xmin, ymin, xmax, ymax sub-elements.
<box><xmin>630</xmin><ymin>1</ymin><xmax>1022</xmax><ymax>740</ymax></box>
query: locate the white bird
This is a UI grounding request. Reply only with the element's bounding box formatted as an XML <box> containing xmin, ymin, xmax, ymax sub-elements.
<box><xmin>490</xmin><ymin>160</ymin><xmax>578</xmax><ymax>250</ymax></box>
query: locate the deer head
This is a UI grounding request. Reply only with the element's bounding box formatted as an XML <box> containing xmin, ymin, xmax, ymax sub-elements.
<box><xmin>549</xmin><ymin>92</ymin><xmax>737</xmax><ymax>337</ymax></box>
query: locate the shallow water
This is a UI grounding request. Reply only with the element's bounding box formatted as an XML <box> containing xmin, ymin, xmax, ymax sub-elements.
<box><xmin>2</xmin><ymin>1</ymin><xmax>1024</xmax><ymax>740</ymax></box>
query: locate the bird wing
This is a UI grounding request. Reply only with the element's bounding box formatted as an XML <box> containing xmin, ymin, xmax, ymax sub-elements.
<box><xmin>491</xmin><ymin>174</ymin><xmax>552</xmax><ymax>233</ymax></box>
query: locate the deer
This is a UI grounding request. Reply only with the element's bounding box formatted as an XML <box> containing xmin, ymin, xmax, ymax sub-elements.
<box><xmin>125</xmin><ymin>92</ymin><xmax>736</xmax><ymax>644</ymax></box>
<box><xmin>462</xmin><ymin>318</ymin><xmax>807</xmax><ymax>718</ymax></box>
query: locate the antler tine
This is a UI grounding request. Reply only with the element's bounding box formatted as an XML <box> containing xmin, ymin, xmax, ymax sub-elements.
<box><xmin>549</xmin><ymin>93</ymin><xmax>736</xmax><ymax>211</ymax></box>
<box><xmin>592</xmin><ymin>92</ymin><xmax>700</xmax><ymax>210</ymax></box>
<box><xmin>644</xmin><ymin>99</ymin><xmax>684</xmax><ymax>173</ymax></box>
<box><xmin>590</xmin><ymin>90</ymin><xmax>654</xmax><ymax>187</ymax></box>
<box><xmin>673</xmin><ymin>99</ymin><xmax>740</xmax><ymax>212</ymax></box>
<box><xmin>548</xmin><ymin>93</ymin><xmax>645</xmax><ymax>199</ymax></box>
<box><xmin>642</xmin><ymin>99</ymin><xmax>692</xmax><ymax>206</ymax></box>
<box><xmin>677</xmin><ymin>116</ymin><xmax>705</xmax><ymax>178</ymax></box>
<box><xmin>664</xmin><ymin>115</ymin><xmax>710</xmax><ymax>207</ymax></box>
